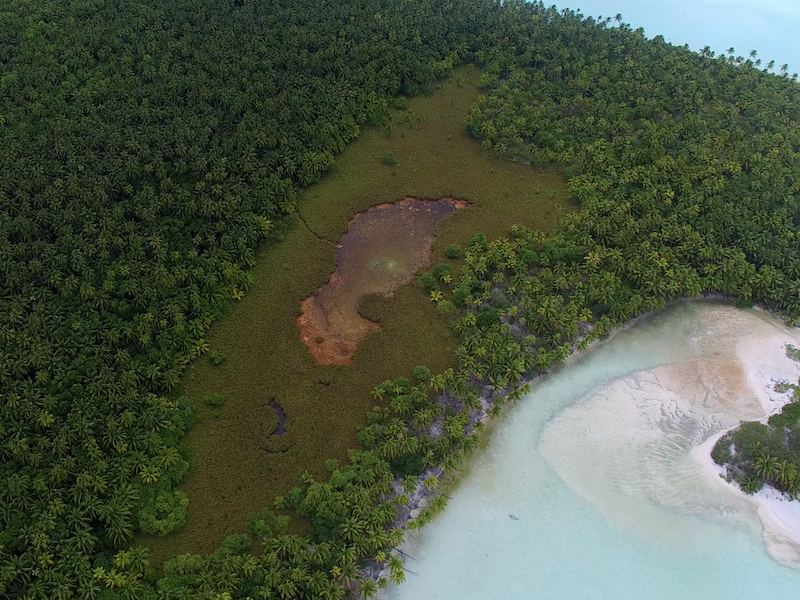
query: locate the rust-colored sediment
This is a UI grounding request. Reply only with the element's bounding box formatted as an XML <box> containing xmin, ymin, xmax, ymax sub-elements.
<box><xmin>297</xmin><ymin>295</ymin><xmax>375</xmax><ymax>366</ymax></box>
<box><xmin>297</xmin><ymin>197</ymin><xmax>468</xmax><ymax>365</ymax></box>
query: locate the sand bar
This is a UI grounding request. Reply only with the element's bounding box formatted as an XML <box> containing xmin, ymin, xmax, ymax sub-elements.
<box><xmin>541</xmin><ymin>303</ymin><xmax>800</xmax><ymax>564</ymax></box>
<box><xmin>693</xmin><ymin>316</ymin><xmax>800</xmax><ymax>564</ymax></box>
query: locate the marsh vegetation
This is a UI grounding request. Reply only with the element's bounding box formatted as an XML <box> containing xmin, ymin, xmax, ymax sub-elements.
<box><xmin>143</xmin><ymin>64</ymin><xmax>570</xmax><ymax>564</ymax></box>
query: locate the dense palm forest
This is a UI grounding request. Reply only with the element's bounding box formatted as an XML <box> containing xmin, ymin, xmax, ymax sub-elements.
<box><xmin>466</xmin><ymin>7</ymin><xmax>800</xmax><ymax>321</ymax></box>
<box><xmin>2</xmin><ymin>0</ymin><xmax>800</xmax><ymax>598</ymax></box>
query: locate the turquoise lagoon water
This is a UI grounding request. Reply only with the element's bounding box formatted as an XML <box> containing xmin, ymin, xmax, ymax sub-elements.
<box><xmin>386</xmin><ymin>302</ymin><xmax>800</xmax><ymax>599</ymax></box>
<box><xmin>557</xmin><ymin>0</ymin><xmax>799</xmax><ymax>72</ymax></box>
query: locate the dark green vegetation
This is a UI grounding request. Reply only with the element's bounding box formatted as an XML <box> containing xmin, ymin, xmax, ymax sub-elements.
<box><xmin>0</xmin><ymin>0</ymin><xmax>503</xmax><ymax>597</ymax></box>
<box><xmin>466</xmin><ymin>7</ymin><xmax>800</xmax><ymax>323</ymax></box>
<box><xmin>202</xmin><ymin>393</ymin><xmax>225</xmax><ymax>409</ymax></box>
<box><xmin>713</xmin><ymin>348</ymin><xmax>800</xmax><ymax>496</ymax></box>
<box><xmin>206</xmin><ymin>351</ymin><xmax>225</xmax><ymax>367</ymax></box>
<box><xmin>379</xmin><ymin>151</ymin><xmax>398</xmax><ymax>167</ymax></box>
<box><xmin>3</xmin><ymin>1</ymin><xmax>800</xmax><ymax>599</ymax></box>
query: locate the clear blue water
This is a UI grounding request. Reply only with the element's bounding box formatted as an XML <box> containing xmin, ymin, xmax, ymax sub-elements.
<box><xmin>557</xmin><ymin>0</ymin><xmax>799</xmax><ymax>72</ymax></box>
<box><xmin>386</xmin><ymin>303</ymin><xmax>800</xmax><ymax>599</ymax></box>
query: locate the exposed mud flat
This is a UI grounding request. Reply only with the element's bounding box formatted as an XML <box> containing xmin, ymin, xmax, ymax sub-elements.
<box><xmin>298</xmin><ymin>197</ymin><xmax>467</xmax><ymax>365</ymax></box>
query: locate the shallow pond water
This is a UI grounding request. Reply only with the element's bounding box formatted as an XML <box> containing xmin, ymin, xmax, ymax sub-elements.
<box><xmin>386</xmin><ymin>302</ymin><xmax>800</xmax><ymax>599</ymax></box>
<box><xmin>298</xmin><ymin>198</ymin><xmax>466</xmax><ymax>365</ymax></box>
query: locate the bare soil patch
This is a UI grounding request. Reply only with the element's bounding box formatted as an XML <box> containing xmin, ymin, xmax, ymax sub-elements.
<box><xmin>298</xmin><ymin>197</ymin><xmax>467</xmax><ymax>365</ymax></box>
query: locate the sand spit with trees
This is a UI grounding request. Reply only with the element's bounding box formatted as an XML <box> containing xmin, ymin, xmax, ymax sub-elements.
<box><xmin>696</xmin><ymin>323</ymin><xmax>800</xmax><ymax>564</ymax></box>
<box><xmin>530</xmin><ymin>302</ymin><xmax>800</xmax><ymax>567</ymax></box>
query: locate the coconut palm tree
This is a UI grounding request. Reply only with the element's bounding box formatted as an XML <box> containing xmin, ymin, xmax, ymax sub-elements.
<box><xmin>775</xmin><ymin>461</ymin><xmax>797</xmax><ymax>487</ymax></box>
<box><xmin>741</xmin><ymin>476</ymin><xmax>762</xmax><ymax>494</ymax></box>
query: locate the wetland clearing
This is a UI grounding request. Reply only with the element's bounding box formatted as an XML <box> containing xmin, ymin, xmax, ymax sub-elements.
<box><xmin>298</xmin><ymin>198</ymin><xmax>468</xmax><ymax>366</ymax></box>
<box><xmin>143</xmin><ymin>65</ymin><xmax>572</xmax><ymax>563</ymax></box>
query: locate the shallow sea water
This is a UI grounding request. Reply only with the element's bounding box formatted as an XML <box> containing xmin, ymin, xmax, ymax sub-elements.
<box><xmin>385</xmin><ymin>302</ymin><xmax>800</xmax><ymax>600</ymax></box>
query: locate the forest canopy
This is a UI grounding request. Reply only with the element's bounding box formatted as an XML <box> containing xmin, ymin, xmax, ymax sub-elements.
<box><xmin>2</xmin><ymin>0</ymin><xmax>800</xmax><ymax>599</ymax></box>
<box><xmin>0</xmin><ymin>0</ymin><xmax>486</xmax><ymax>597</ymax></box>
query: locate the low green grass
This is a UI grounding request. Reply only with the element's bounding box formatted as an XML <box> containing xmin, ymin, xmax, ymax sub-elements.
<box><xmin>301</xmin><ymin>65</ymin><xmax>570</xmax><ymax>248</ymax></box>
<box><xmin>143</xmin><ymin>65</ymin><xmax>572</xmax><ymax>564</ymax></box>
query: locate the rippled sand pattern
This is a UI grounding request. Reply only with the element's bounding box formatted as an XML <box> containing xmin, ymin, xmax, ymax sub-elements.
<box><xmin>385</xmin><ymin>303</ymin><xmax>800</xmax><ymax>600</ymax></box>
<box><xmin>298</xmin><ymin>198</ymin><xmax>467</xmax><ymax>365</ymax></box>
<box><xmin>541</xmin><ymin>305</ymin><xmax>800</xmax><ymax>554</ymax></box>
<box><xmin>541</xmin><ymin>361</ymin><xmax>761</xmax><ymax>544</ymax></box>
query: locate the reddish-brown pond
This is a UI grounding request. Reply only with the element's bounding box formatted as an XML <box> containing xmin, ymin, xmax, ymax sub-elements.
<box><xmin>298</xmin><ymin>197</ymin><xmax>468</xmax><ymax>365</ymax></box>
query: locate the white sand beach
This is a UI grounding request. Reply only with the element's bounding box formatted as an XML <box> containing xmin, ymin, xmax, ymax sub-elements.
<box><xmin>541</xmin><ymin>303</ymin><xmax>800</xmax><ymax>563</ymax></box>
<box><xmin>693</xmin><ymin>317</ymin><xmax>800</xmax><ymax>564</ymax></box>
<box><xmin>386</xmin><ymin>303</ymin><xmax>800</xmax><ymax>600</ymax></box>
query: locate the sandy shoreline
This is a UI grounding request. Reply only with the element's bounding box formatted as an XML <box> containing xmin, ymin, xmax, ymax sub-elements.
<box><xmin>538</xmin><ymin>303</ymin><xmax>800</xmax><ymax>566</ymax></box>
<box><xmin>693</xmin><ymin>432</ymin><xmax>800</xmax><ymax>564</ymax></box>
<box><xmin>692</xmin><ymin>323</ymin><xmax>800</xmax><ymax>564</ymax></box>
<box><xmin>381</xmin><ymin>303</ymin><xmax>800</xmax><ymax>599</ymax></box>
<box><xmin>381</xmin><ymin>302</ymin><xmax>800</xmax><ymax>596</ymax></box>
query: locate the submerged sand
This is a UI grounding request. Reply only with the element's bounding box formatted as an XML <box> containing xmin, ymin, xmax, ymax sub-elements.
<box><xmin>540</xmin><ymin>304</ymin><xmax>800</xmax><ymax>564</ymax></box>
<box><xmin>386</xmin><ymin>303</ymin><xmax>800</xmax><ymax>600</ymax></box>
<box><xmin>297</xmin><ymin>197</ymin><xmax>467</xmax><ymax>365</ymax></box>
